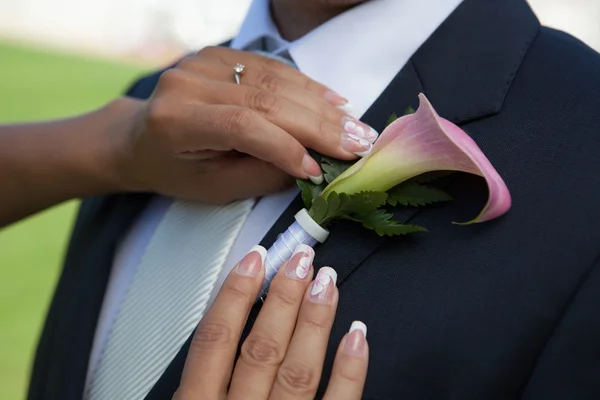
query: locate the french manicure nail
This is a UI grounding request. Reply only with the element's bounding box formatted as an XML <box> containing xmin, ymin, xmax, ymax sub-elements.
<box><xmin>285</xmin><ymin>244</ymin><xmax>314</xmax><ymax>280</ymax></box>
<box><xmin>341</xmin><ymin>133</ymin><xmax>372</xmax><ymax>157</ymax></box>
<box><xmin>324</xmin><ymin>90</ymin><xmax>350</xmax><ymax>107</ymax></box>
<box><xmin>366</xmin><ymin>126</ymin><xmax>379</xmax><ymax>142</ymax></box>
<box><xmin>337</xmin><ymin>102</ymin><xmax>355</xmax><ymax>115</ymax></box>
<box><xmin>302</xmin><ymin>153</ymin><xmax>324</xmax><ymax>184</ymax></box>
<box><xmin>309</xmin><ymin>174</ymin><xmax>324</xmax><ymax>185</ymax></box>
<box><xmin>236</xmin><ymin>245</ymin><xmax>266</xmax><ymax>277</ymax></box>
<box><xmin>342</xmin><ymin>116</ymin><xmax>379</xmax><ymax>143</ymax></box>
<box><xmin>344</xmin><ymin>321</ymin><xmax>367</xmax><ymax>356</ymax></box>
<box><xmin>309</xmin><ymin>267</ymin><xmax>337</xmax><ymax>303</ymax></box>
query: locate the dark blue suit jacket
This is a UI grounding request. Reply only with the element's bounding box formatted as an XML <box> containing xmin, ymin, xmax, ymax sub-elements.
<box><xmin>27</xmin><ymin>0</ymin><xmax>600</xmax><ymax>398</ymax></box>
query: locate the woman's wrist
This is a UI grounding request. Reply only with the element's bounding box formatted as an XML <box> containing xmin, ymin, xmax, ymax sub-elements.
<box><xmin>91</xmin><ymin>96</ymin><xmax>147</xmax><ymax>194</ymax></box>
<box><xmin>0</xmin><ymin>99</ymin><xmax>144</xmax><ymax>226</ymax></box>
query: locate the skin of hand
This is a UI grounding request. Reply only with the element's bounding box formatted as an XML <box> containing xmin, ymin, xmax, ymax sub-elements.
<box><xmin>174</xmin><ymin>244</ymin><xmax>369</xmax><ymax>400</ymax></box>
<box><xmin>113</xmin><ymin>46</ymin><xmax>377</xmax><ymax>203</ymax></box>
<box><xmin>0</xmin><ymin>46</ymin><xmax>378</xmax><ymax>227</ymax></box>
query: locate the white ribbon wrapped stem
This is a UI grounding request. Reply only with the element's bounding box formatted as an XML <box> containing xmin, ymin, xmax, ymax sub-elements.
<box><xmin>258</xmin><ymin>209</ymin><xmax>329</xmax><ymax>299</ymax></box>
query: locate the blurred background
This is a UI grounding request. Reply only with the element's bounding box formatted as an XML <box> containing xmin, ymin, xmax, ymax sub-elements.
<box><xmin>0</xmin><ymin>0</ymin><xmax>598</xmax><ymax>398</ymax></box>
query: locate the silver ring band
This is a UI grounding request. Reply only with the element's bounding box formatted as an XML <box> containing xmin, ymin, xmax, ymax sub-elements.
<box><xmin>233</xmin><ymin>63</ymin><xmax>245</xmax><ymax>85</ymax></box>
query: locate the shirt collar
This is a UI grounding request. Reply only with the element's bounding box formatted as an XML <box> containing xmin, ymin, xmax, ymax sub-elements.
<box><xmin>231</xmin><ymin>0</ymin><xmax>463</xmax><ymax>118</ymax></box>
<box><xmin>230</xmin><ymin>0</ymin><xmax>287</xmax><ymax>52</ymax></box>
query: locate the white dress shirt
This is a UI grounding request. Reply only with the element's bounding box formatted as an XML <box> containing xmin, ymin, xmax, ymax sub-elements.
<box><xmin>86</xmin><ymin>0</ymin><xmax>463</xmax><ymax>388</ymax></box>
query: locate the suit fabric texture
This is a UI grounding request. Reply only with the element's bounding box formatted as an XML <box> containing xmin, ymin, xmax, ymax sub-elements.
<box><xmin>27</xmin><ymin>0</ymin><xmax>600</xmax><ymax>399</ymax></box>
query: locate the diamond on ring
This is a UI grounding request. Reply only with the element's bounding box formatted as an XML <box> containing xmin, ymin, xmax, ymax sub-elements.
<box><xmin>233</xmin><ymin>63</ymin><xmax>245</xmax><ymax>74</ymax></box>
<box><xmin>233</xmin><ymin>63</ymin><xmax>245</xmax><ymax>84</ymax></box>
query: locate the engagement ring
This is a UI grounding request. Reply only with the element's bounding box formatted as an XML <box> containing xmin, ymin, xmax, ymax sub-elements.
<box><xmin>233</xmin><ymin>63</ymin><xmax>245</xmax><ymax>84</ymax></box>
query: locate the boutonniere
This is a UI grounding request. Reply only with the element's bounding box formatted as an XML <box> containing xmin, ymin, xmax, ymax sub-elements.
<box><xmin>259</xmin><ymin>94</ymin><xmax>511</xmax><ymax>295</ymax></box>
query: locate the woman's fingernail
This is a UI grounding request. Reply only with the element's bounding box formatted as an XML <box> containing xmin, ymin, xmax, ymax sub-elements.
<box><xmin>337</xmin><ymin>102</ymin><xmax>354</xmax><ymax>115</ymax></box>
<box><xmin>341</xmin><ymin>133</ymin><xmax>372</xmax><ymax>157</ymax></box>
<box><xmin>324</xmin><ymin>90</ymin><xmax>349</xmax><ymax>107</ymax></box>
<box><xmin>236</xmin><ymin>245</ymin><xmax>266</xmax><ymax>277</ymax></box>
<box><xmin>344</xmin><ymin>321</ymin><xmax>367</xmax><ymax>356</ymax></box>
<box><xmin>309</xmin><ymin>267</ymin><xmax>337</xmax><ymax>303</ymax></box>
<box><xmin>309</xmin><ymin>174</ymin><xmax>324</xmax><ymax>185</ymax></box>
<box><xmin>342</xmin><ymin>116</ymin><xmax>379</xmax><ymax>143</ymax></box>
<box><xmin>285</xmin><ymin>244</ymin><xmax>314</xmax><ymax>280</ymax></box>
<box><xmin>302</xmin><ymin>153</ymin><xmax>324</xmax><ymax>185</ymax></box>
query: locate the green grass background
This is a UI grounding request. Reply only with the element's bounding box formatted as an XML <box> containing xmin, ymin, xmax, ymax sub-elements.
<box><xmin>0</xmin><ymin>41</ymin><xmax>149</xmax><ymax>399</ymax></box>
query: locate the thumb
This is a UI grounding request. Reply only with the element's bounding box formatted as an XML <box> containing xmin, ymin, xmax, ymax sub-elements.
<box><xmin>200</xmin><ymin>156</ymin><xmax>295</xmax><ymax>204</ymax></box>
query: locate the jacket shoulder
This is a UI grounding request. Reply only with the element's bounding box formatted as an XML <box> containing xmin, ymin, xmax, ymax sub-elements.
<box><xmin>536</xmin><ymin>27</ymin><xmax>600</xmax><ymax>60</ymax></box>
<box><xmin>523</xmin><ymin>27</ymin><xmax>600</xmax><ymax>91</ymax></box>
<box><xmin>508</xmin><ymin>26</ymin><xmax>600</xmax><ymax>127</ymax></box>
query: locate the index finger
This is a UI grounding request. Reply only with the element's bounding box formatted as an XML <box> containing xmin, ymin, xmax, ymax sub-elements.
<box><xmin>176</xmin><ymin>245</ymin><xmax>267</xmax><ymax>399</ymax></box>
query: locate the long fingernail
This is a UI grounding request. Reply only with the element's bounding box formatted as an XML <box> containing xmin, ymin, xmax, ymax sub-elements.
<box><xmin>302</xmin><ymin>153</ymin><xmax>323</xmax><ymax>185</ymax></box>
<box><xmin>309</xmin><ymin>267</ymin><xmax>337</xmax><ymax>303</ymax></box>
<box><xmin>341</xmin><ymin>133</ymin><xmax>372</xmax><ymax>157</ymax></box>
<box><xmin>337</xmin><ymin>102</ymin><xmax>354</xmax><ymax>115</ymax></box>
<box><xmin>342</xmin><ymin>116</ymin><xmax>379</xmax><ymax>143</ymax></box>
<box><xmin>285</xmin><ymin>244</ymin><xmax>314</xmax><ymax>280</ymax></box>
<box><xmin>324</xmin><ymin>90</ymin><xmax>350</xmax><ymax>107</ymax></box>
<box><xmin>236</xmin><ymin>245</ymin><xmax>266</xmax><ymax>277</ymax></box>
<box><xmin>344</xmin><ymin>321</ymin><xmax>367</xmax><ymax>356</ymax></box>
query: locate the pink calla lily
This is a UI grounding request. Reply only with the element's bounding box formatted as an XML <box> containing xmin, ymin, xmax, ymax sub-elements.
<box><xmin>322</xmin><ymin>93</ymin><xmax>511</xmax><ymax>224</ymax></box>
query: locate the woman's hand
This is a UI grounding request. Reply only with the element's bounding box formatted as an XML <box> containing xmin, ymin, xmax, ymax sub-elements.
<box><xmin>174</xmin><ymin>244</ymin><xmax>369</xmax><ymax>400</ymax></box>
<box><xmin>0</xmin><ymin>46</ymin><xmax>378</xmax><ymax>226</ymax></box>
<box><xmin>112</xmin><ymin>46</ymin><xmax>378</xmax><ymax>203</ymax></box>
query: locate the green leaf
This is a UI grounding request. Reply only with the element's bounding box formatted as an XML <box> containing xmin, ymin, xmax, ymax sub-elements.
<box><xmin>386</xmin><ymin>112</ymin><xmax>399</xmax><ymax>127</ymax></box>
<box><xmin>387</xmin><ymin>182</ymin><xmax>453</xmax><ymax>207</ymax></box>
<box><xmin>322</xmin><ymin>191</ymin><xmax>388</xmax><ymax>225</ymax></box>
<box><xmin>340</xmin><ymin>191</ymin><xmax>388</xmax><ymax>216</ymax></box>
<box><xmin>320</xmin><ymin>156</ymin><xmax>354</xmax><ymax>184</ymax></box>
<box><xmin>310</xmin><ymin>196</ymin><xmax>329</xmax><ymax>224</ymax></box>
<box><xmin>359</xmin><ymin>210</ymin><xmax>427</xmax><ymax>236</ymax></box>
<box><xmin>325</xmin><ymin>191</ymin><xmax>342</xmax><ymax>220</ymax></box>
<box><xmin>297</xmin><ymin>179</ymin><xmax>312</xmax><ymax>209</ymax></box>
<box><xmin>386</xmin><ymin>106</ymin><xmax>414</xmax><ymax>127</ymax></box>
<box><xmin>308</xmin><ymin>191</ymin><xmax>388</xmax><ymax>227</ymax></box>
<box><xmin>404</xmin><ymin>105</ymin><xmax>416</xmax><ymax>115</ymax></box>
<box><xmin>296</xmin><ymin>178</ymin><xmax>326</xmax><ymax>210</ymax></box>
<box><xmin>308</xmin><ymin>190</ymin><xmax>430</xmax><ymax>236</ymax></box>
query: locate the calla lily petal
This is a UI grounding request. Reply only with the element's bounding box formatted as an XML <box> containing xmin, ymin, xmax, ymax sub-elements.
<box><xmin>323</xmin><ymin>93</ymin><xmax>511</xmax><ymax>224</ymax></box>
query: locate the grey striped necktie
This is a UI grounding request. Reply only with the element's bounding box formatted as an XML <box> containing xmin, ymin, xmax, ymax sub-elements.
<box><xmin>86</xmin><ymin>200</ymin><xmax>254</xmax><ymax>400</ymax></box>
<box><xmin>86</xmin><ymin>41</ymin><xmax>296</xmax><ymax>400</ymax></box>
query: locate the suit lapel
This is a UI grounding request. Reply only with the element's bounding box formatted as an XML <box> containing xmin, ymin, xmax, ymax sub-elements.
<box><xmin>411</xmin><ymin>0</ymin><xmax>540</xmax><ymax>124</ymax></box>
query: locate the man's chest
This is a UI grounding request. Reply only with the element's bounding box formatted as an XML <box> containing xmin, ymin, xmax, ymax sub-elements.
<box><xmin>321</xmin><ymin>175</ymin><xmax>598</xmax><ymax>399</ymax></box>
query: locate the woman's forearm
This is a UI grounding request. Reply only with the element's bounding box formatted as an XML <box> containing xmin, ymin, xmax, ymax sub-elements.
<box><xmin>0</xmin><ymin>97</ymin><xmax>141</xmax><ymax>227</ymax></box>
